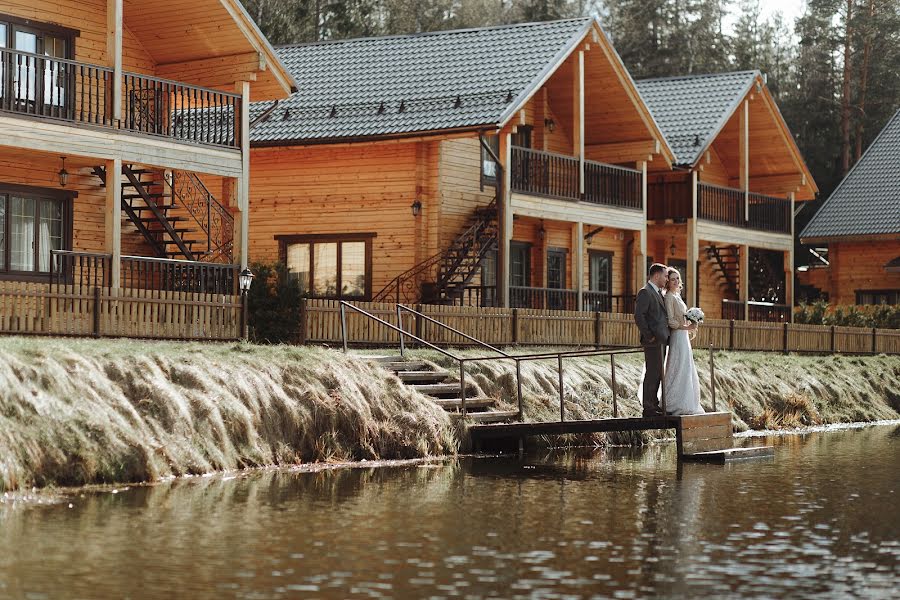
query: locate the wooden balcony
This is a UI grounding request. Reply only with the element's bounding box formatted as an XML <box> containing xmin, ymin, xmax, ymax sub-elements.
<box><xmin>696</xmin><ymin>183</ymin><xmax>792</xmax><ymax>234</ymax></box>
<box><xmin>0</xmin><ymin>48</ymin><xmax>240</xmax><ymax>149</ymax></box>
<box><xmin>510</xmin><ymin>146</ymin><xmax>642</xmax><ymax>210</ymax></box>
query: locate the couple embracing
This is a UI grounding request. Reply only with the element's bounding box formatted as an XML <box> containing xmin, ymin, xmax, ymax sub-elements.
<box><xmin>634</xmin><ymin>263</ymin><xmax>704</xmax><ymax>418</ymax></box>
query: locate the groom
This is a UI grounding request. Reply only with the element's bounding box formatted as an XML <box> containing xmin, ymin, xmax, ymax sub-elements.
<box><xmin>634</xmin><ymin>263</ymin><xmax>670</xmax><ymax>417</ymax></box>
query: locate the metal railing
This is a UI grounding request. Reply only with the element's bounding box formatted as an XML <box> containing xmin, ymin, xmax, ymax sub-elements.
<box><xmin>167</xmin><ymin>171</ymin><xmax>235</xmax><ymax>263</ymax></box>
<box><xmin>722</xmin><ymin>299</ymin><xmax>791</xmax><ymax>322</ymax></box>
<box><xmin>0</xmin><ymin>47</ymin><xmax>240</xmax><ymax>148</ymax></box>
<box><xmin>583</xmin><ymin>160</ymin><xmax>642</xmax><ymax>209</ymax></box>
<box><xmin>510</xmin><ymin>286</ymin><xmax>578</xmax><ymax>311</ymax></box>
<box><xmin>510</xmin><ymin>146</ymin><xmax>580</xmax><ymax>200</ymax></box>
<box><xmin>697</xmin><ymin>182</ymin><xmax>745</xmax><ymax>227</ymax></box>
<box><xmin>748</xmin><ymin>192</ymin><xmax>791</xmax><ymax>234</ymax></box>
<box><xmin>339</xmin><ymin>301</ymin><xmax>721</xmax><ymax>421</ymax></box>
<box><xmin>583</xmin><ymin>292</ymin><xmax>635</xmax><ymax>314</ymax></box>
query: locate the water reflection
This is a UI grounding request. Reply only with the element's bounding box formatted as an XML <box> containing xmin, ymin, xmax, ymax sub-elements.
<box><xmin>0</xmin><ymin>426</ymin><xmax>897</xmax><ymax>599</ymax></box>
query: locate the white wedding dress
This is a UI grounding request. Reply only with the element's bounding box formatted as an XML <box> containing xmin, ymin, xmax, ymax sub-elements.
<box><xmin>662</xmin><ymin>292</ymin><xmax>704</xmax><ymax>416</ymax></box>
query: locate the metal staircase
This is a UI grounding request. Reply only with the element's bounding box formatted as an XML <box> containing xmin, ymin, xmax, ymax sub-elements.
<box><xmin>373</xmin><ymin>203</ymin><xmax>498</xmax><ymax>304</ymax></box>
<box><xmin>748</xmin><ymin>250</ymin><xmax>785</xmax><ymax>303</ymax></box>
<box><xmin>93</xmin><ymin>165</ymin><xmax>233</xmax><ymax>262</ymax></box>
<box><xmin>706</xmin><ymin>245</ymin><xmax>740</xmax><ymax>299</ymax></box>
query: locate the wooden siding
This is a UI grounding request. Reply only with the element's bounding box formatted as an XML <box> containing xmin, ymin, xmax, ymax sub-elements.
<box><xmin>821</xmin><ymin>240</ymin><xmax>900</xmax><ymax>305</ymax></box>
<box><xmin>437</xmin><ymin>137</ymin><xmax>494</xmax><ymax>252</ymax></box>
<box><xmin>248</xmin><ymin>143</ymin><xmax>425</xmax><ymax>293</ymax></box>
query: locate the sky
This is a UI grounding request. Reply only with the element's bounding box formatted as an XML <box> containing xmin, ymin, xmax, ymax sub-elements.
<box><xmin>758</xmin><ymin>0</ymin><xmax>806</xmax><ymax>25</ymax></box>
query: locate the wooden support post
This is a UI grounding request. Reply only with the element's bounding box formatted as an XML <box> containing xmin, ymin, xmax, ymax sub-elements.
<box><xmin>574</xmin><ymin>50</ymin><xmax>585</xmax><ymax>195</ymax></box>
<box><xmin>93</xmin><ymin>286</ymin><xmax>102</xmax><ymax>338</ymax></box>
<box><xmin>872</xmin><ymin>327</ymin><xmax>878</xmax><ymax>354</ymax></box>
<box><xmin>709</xmin><ymin>346</ymin><xmax>716</xmax><ymax>411</ymax></box>
<box><xmin>787</xmin><ymin>192</ymin><xmax>796</xmax><ymax>322</ymax></box>
<box><xmin>558</xmin><ymin>355</ymin><xmax>565</xmax><ymax>422</ymax></box>
<box><xmin>511</xmin><ymin>308</ymin><xmax>519</xmax><ymax>345</ymax></box>
<box><xmin>729</xmin><ymin>319</ymin><xmax>735</xmax><ymax>350</ymax></box>
<box><xmin>639</xmin><ymin>161</ymin><xmax>648</xmax><ymax>287</ymax></box>
<box><xmin>740</xmin><ymin>98</ymin><xmax>749</xmax><ymax>222</ymax></box>
<box><xmin>107</xmin><ymin>0</ymin><xmax>123</xmax><ymax>121</ymax></box>
<box><xmin>830</xmin><ymin>325</ymin><xmax>836</xmax><ymax>353</ymax></box>
<box><xmin>299</xmin><ymin>297</ymin><xmax>308</xmax><ymax>344</ymax></box>
<box><xmin>499</xmin><ymin>132</ymin><xmax>512</xmax><ymax>308</ymax></box>
<box><xmin>594</xmin><ymin>311</ymin><xmax>602</xmax><ymax>349</ymax></box>
<box><xmin>783</xmin><ymin>322</ymin><xmax>789</xmax><ymax>354</ymax></box>
<box><xmin>610</xmin><ymin>354</ymin><xmax>618</xmax><ymax>418</ymax></box>
<box><xmin>740</xmin><ymin>244</ymin><xmax>750</xmax><ymax>320</ymax></box>
<box><xmin>573</xmin><ymin>222</ymin><xmax>584</xmax><ymax>311</ymax></box>
<box><xmin>687</xmin><ymin>171</ymin><xmax>698</xmax><ymax>306</ymax></box>
<box><xmin>235</xmin><ymin>81</ymin><xmax>251</xmax><ymax>269</ymax></box>
<box><xmin>104</xmin><ymin>157</ymin><xmax>122</xmax><ymax>289</ymax></box>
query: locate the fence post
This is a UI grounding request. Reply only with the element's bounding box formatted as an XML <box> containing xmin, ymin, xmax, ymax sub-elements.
<box><xmin>830</xmin><ymin>325</ymin><xmax>836</xmax><ymax>353</ymax></box>
<box><xmin>299</xmin><ymin>297</ymin><xmax>308</xmax><ymax>345</ymax></box>
<box><xmin>511</xmin><ymin>308</ymin><xmax>519</xmax><ymax>345</ymax></box>
<box><xmin>610</xmin><ymin>353</ymin><xmax>618</xmax><ymax>418</ymax></box>
<box><xmin>558</xmin><ymin>354</ymin><xmax>565</xmax><ymax>422</ymax></box>
<box><xmin>594</xmin><ymin>311</ymin><xmax>602</xmax><ymax>349</ymax></box>
<box><xmin>729</xmin><ymin>319</ymin><xmax>735</xmax><ymax>350</ymax></box>
<box><xmin>93</xmin><ymin>286</ymin><xmax>101</xmax><ymax>338</ymax></box>
<box><xmin>783</xmin><ymin>322</ymin><xmax>789</xmax><ymax>354</ymax></box>
<box><xmin>872</xmin><ymin>327</ymin><xmax>877</xmax><ymax>354</ymax></box>
<box><xmin>709</xmin><ymin>345</ymin><xmax>717</xmax><ymax>412</ymax></box>
<box><xmin>414</xmin><ymin>303</ymin><xmax>423</xmax><ymax>345</ymax></box>
<box><xmin>515</xmin><ymin>359</ymin><xmax>524</xmax><ymax>421</ymax></box>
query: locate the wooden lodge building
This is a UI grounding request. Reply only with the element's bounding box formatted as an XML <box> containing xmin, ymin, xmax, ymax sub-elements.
<box><xmin>636</xmin><ymin>71</ymin><xmax>818</xmax><ymax>322</ymax></box>
<box><xmin>799</xmin><ymin>109</ymin><xmax>900</xmax><ymax>306</ymax></box>
<box><xmin>247</xmin><ymin>18</ymin><xmax>674</xmax><ymax>314</ymax></box>
<box><xmin>0</xmin><ymin>0</ymin><xmax>295</xmax><ymax>339</ymax></box>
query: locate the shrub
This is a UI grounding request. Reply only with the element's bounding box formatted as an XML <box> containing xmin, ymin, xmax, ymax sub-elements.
<box><xmin>247</xmin><ymin>262</ymin><xmax>302</xmax><ymax>344</ymax></box>
<box><xmin>793</xmin><ymin>301</ymin><xmax>900</xmax><ymax>329</ymax></box>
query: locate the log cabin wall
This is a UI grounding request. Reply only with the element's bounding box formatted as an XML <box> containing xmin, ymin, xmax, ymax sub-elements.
<box><xmin>824</xmin><ymin>240</ymin><xmax>900</xmax><ymax>306</ymax></box>
<box><xmin>436</xmin><ymin>137</ymin><xmax>494</xmax><ymax>253</ymax></box>
<box><xmin>248</xmin><ymin>143</ymin><xmax>424</xmax><ymax>294</ymax></box>
<box><xmin>0</xmin><ymin>148</ymin><xmax>156</xmax><ymax>258</ymax></box>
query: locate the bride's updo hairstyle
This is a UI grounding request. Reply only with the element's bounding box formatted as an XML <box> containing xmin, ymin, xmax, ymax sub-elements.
<box><xmin>665</xmin><ymin>267</ymin><xmax>682</xmax><ymax>295</ymax></box>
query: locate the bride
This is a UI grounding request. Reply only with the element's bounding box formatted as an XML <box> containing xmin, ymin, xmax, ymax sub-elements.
<box><xmin>662</xmin><ymin>268</ymin><xmax>704</xmax><ymax>415</ymax></box>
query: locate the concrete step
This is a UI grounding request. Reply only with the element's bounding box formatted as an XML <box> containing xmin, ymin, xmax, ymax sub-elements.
<box><xmin>397</xmin><ymin>370</ymin><xmax>449</xmax><ymax>384</ymax></box>
<box><xmin>466</xmin><ymin>410</ymin><xmax>520</xmax><ymax>424</ymax></box>
<box><xmin>433</xmin><ymin>397</ymin><xmax>495</xmax><ymax>410</ymax></box>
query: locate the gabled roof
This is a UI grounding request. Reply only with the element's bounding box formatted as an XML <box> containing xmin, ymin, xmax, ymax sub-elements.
<box><xmin>635</xmin><ymin>71</ymin><xmax>758</xmax><ymax>166</ymax></box>
<box><xmin>801</xmin><ymin>109</ymin><xmax>900</xmax><ymax>241</ymax></box>
<box><xmin>250</xmin><ymin>18</ymin><xmax>595</xmax><ymax>144</ymax></box>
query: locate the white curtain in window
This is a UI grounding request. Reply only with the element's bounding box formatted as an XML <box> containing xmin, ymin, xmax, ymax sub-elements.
<box><xmin>10</xmin><ymin>196</ymin><xmax>34</xmax><ymax>272</ymax></box>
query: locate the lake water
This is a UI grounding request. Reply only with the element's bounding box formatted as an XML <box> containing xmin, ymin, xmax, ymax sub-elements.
<box><xmin>1</xmin><ymin>425</ymin><xmax>898</xmax><ymax>599</ymax></box>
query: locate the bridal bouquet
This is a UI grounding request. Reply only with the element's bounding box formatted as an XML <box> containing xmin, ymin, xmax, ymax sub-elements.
<box><xmin>685</xmin><ymin>307</ymin><xmax>705</xmax><ymax>324</ymax></box>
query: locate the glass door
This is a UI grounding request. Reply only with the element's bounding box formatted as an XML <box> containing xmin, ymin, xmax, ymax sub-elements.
<box><xmin>589</xmin><ymin>251</ymin><xmax>612</xmax><ymax>311</ymax></box>
<box><xmin>546</xmin><ymin>248</ymin><xmax>567</xmax><ymax>310</ymax></box>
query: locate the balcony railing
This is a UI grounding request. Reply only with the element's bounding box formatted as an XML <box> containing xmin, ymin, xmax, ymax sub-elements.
<box><xmin>583</xmin><ymin>160</ymin><xmax>642</xmax><ymax>209</ymax></box>
<box><xmin>583</xmin><ymin>292</ymin><xmax>635</xmax><ymax>314</ymax></box>
<box><xmin>697</xmin><ymin>183</ymin><xmax>791</xmax><ymax>234</ymax></box>
<box><xmin>510</xmin><ymin>147</ymin><xmax>642</xmax><ymax>210</ymax></box>
<box><xmin>722</xmin><ymin>299</ymin><xmax>791</xmax><ymax>322</ymax></box>
<box><xmin>510</xmin><ymin>286</ymin><xmax>578</xmax><ymax>311</ymax></box>
<box><xmin>0</xmin><ymin>48</ymin><xmax>240</xmax><ymax>148</ymax></box>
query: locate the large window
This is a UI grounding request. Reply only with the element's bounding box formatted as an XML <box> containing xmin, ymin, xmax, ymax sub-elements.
<box><xmin>0</xmin><ymin>15</ymin><xmax>75</xmax><ymax>111</ymax></box>
<box><xmin>0</xmin><ymin>184</ymin><xmax>72</xmax><ymax>277</ymax></box>
<box><xmin>481</xmin><ymin>135</ymin><xmax>499</xmax><ymax>182</ymax></box>
<box><xmin>279</xmin><ymin>234</ymin><xmax>374</xmax><ymax>300</ymax></box>
<box><xmin>855</xmin><ymin>290</ymin><xmax>899</xmax><ymax>306</ymax></box>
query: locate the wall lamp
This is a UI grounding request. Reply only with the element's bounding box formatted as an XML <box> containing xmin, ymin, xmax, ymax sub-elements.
<box><xmin>544</xmin><ymin>118</ymin><xmax>555</xmax><ymax>133</ymax></box>
<box><xmin>670</xmin><ymin>236</ymin><xmax>677</xmax><ymax>257</ymax></box>
<box><xmin>411</xmin><ymin>199</ymin><xmax>422</xmax><ymax>217</ymax></box>
<box><xmin>58</xmin><ymin>156</ymin><xmax>68</xmax><ymax>187</ymax></box>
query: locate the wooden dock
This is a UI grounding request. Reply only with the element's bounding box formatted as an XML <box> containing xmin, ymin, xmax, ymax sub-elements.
<box><xmin>469</xmin><ymin>411</ymin><xmax>774</xmax><ymax>462</ymax></box>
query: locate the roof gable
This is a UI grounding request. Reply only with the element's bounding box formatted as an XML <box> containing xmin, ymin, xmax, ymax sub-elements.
<box><xmin>801</xmin><ymin>109</ymin><xmax>900</xmax><ymax>241</ymax></box>
<box><xmin>635</xmin><ymin>71</ymin><xmax>757</xmax><ymax>166</ymax></box>
<box><xmin>250</xmin><ymin>18</ymin><xmax>592</xmax><ymax>144</ymax></box>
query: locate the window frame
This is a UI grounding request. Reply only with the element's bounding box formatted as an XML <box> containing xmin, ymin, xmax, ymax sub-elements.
<box><xmin>480</xmin><ymin>135</ymin><xmax>500</xmax><ymax>188</ymax></box>
<box><xmin>0</xmin><ymin>181</ymin><xmax>75</xmax><ymax>281</ymax></box>
<box><xmin>277</xmin><ymin>233</ymin><xmax>375</xmax><ymax>301</ymax></box>
<box><xmin>855</xmin><ymin>289</ymin><xmax>899</xmax><ymax>306</ymax></box>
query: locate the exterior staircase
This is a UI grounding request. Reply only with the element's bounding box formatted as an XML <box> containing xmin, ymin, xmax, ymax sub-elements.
<box><xmin>373</xmin><ymin>204</ymin><xmax>498</xmax><ymax>305</ymax></box>
<box><xmin>93</xmin><ymin>165</ymin><xmax>233</xmax><ymax>262</ymax></box>
<box><xmin>748</xmin><ymin>250</ymin><xmax>785</xmax><ymax>303</ymax></box>
<box><xmin>367</xmin><ymin>354</ymin><xmax>518</xmax><ymax>423</ymax></box>
<box><xmin>706</xmin><ymin>244</ymin><xmax>740</xmax><ymax>299</ymax></box>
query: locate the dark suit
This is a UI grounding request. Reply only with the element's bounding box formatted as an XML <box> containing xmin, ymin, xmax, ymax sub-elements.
<box><xmin>634</xmin><ymin>282</ymin><xmax>670</xmax><ymax>414</ymax></box>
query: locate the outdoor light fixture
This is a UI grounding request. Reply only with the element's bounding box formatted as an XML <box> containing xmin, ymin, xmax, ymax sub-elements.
<box><xmin>584</xmin><ymin>226</ymin><xmax>604</xmax><ymax>246</ymax></box>
<box><xmin>58</xmin><ymin>157</ymin><xmax>68</xmax><ymax>187</ymax></box>
<box><xmin>670</xmin><ymin>236</ymin><xmax>677</xmax><ymax>257</ymax></box>
<box><xmin>544</xmin><ymin>118</ymin><xmax>555</xmax><ymax>132</ymax></box>
<box><xmin>411</xmin><ymin>199</ymin><xmax>422</xmax><ymax>217</ymax></box>
<box><xmin>539</xmin><ymin>224</ymin><xmax>546</xmax><ymax>242</ymax></box>
<box><xmin>239</xmin><ymin>267</ymin><xmax>255</xmax><ymax>294</ymax></box>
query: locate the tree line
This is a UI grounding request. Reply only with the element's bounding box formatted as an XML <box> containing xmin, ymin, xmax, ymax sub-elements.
<box><xmin>240</xmin><ymin>0</ymin><xmax>900</xmax><ymax>203</ymax></box>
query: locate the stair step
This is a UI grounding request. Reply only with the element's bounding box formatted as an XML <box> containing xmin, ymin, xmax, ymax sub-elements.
<box><xmin>467</xmin><ymin>410</ymin><xmax>520</xmax><ymax>423</ymax></box>
<box><xmin>123</xmin><ymin>193</ymin><xmax>166</xmax><ymax>199</ymax></box>
<box><xmin>434</xmin><ymin>397</ymin><xmax>495</xmax><ymax>410</ymax></box>
<box><xmin>135</xmin><ymin>216</ymin><xmax>189</xmax><ymax>223</ymax></box>
<box><xmin>411</xmin><ymin>382</ymin><xmax>473</xmax><ymax>397</ymax></box>
<box><xmin>397</xmin><ymin>370</ymin><xmax>449</xmax><ymax>383</ymax></box>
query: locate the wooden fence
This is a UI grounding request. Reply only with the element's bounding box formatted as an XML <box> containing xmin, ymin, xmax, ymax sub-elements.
<box><xmin>303</xmin><ymin>299</ymin><xmax>900</xmax><ymax>355</ymax></box>
<box><xmin>0</xmin><ymin>281</ymin><xmax>241</xmax><ymax>340</ymax></box>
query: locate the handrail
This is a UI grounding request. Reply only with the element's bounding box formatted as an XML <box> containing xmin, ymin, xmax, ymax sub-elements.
<box><xmin>0</xmin><ymin>47</ymin><xmax>113</xmax><ymax>71</ymax></box>
<box><xmin>339</xmin><ymin>300</ymin><xmax>684</xmax><ymax>421</ymax></box>
<box><xmin>396</xmin><ymin>304</ymin><xmax>511</xmax><ymax>358</ymax></box>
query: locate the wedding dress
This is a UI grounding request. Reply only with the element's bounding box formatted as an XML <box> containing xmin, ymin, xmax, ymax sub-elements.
<box><xmin>662</xmin><ymin>292</ymin><xmax>704</xmax><ymax>415</ymax></box>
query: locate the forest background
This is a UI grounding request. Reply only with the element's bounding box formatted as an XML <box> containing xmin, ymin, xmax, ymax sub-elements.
<box><xmin>239</xmin><ymin>0</ymin><xmax>900</xmax><ymax>265</ymax></box>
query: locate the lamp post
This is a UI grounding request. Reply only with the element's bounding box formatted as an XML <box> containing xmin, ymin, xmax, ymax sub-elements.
<box><xmin>239</xmin><ymin>267</ymin><xmax>254</xmax><ymax>340</ymax></box>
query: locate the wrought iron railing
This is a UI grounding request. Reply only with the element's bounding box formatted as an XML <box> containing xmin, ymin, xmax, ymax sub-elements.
<box><xmin>0</xmin><ymin>48</ymin><xmax>240</xmax><ymax>148</ymax></box>
<box><xmin>748</xmin><ymin>192</ymin><xmax>791</xmax><ymax>234</ymax></box>
<box><xmin>166</xmin><ymin>171</ymin><xmax>235</xmax><ymax>263</ymax></box>
<box><xmin>583</xmin><ymin>292</ymin><xmax>635</xmax><ymax>314</ymax></box>
<box><xmin>697</xmin><ymin>183</ymin><xmax>791</xmax><ymax>234</ymax></box>
<box><xmin>583</xmin><ymin>160</ymin><xmax>642</xmax><ymax>209</ymax></box>
<box><xmin>510</xmin><ymin>146</ymin><xmax>580</xmax><ymax>200</ymax></box>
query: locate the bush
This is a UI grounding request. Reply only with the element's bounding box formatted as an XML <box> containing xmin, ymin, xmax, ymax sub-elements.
<box><xmin>793</xmin><ymin>301</ymin><xmax>900</xmax><ymax>329</ymax></box>
<box><xmin>247</xmin><ymin>262</ymin><xmax>302</xmax><ymax>343</ymax></box>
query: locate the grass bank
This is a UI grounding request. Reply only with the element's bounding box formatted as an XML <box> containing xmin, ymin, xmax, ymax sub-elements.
<box><xmin>1</xmin><ymin>337</ymin><xmax>898</xmax><ymax>491</ymax></box>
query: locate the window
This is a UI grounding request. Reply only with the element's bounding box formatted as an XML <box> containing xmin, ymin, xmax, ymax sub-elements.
<box><xmin>588</xmin><ymin>250</ymin><xmax>612</xmax><ymax>312</ymax></box>
<box><xmin>0</xmin><ymin>15</ymin><xmax>76</xmax><ymax>111</ymax></box>
<box><xmin>0</xmin><ymin>183</ymin><xmax>72</xmax><ymax>277</ymax></box>
<box><xmin>510</xmin><ymin>241</ymin><xmax>531</xmax><ymax>288</ymax></box>
<box><xmin>279</xmin><ymin>234</ymin><xmax>374</xmax><ymax>300</ymax></box>
<box><xmin>855</xmin><ymin>290</ymin><xmax>899</xmax><ymax>306</ymax></box>
<box><xmin>481</xmin><ymin>135</ymin><xmax>499</xmax><ymax>182</ymax></box>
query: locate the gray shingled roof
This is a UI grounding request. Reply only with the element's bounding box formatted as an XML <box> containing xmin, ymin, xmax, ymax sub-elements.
<box><xmin>635</xmin><ymin>71</ymin><xmax>758</xmax><ymax>166</ymax></box>
<box><xmin>249</xmin><ymin>18</ymin><xmax>592</xmax><ymax>144</ymax></box>
<box><xmin>801</xmin><ymin>109</ymin><xmax>900</xmax><ymax>240</ymax></box>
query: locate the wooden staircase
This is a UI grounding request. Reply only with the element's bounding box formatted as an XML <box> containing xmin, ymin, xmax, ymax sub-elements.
<box><xmin>706</xmin><ymin>245</ymin><xmax>740</xmax><ymax>299</ymax></box>
<box><xmin>94</xmin><ymin>164</ymin><xmax>198</xmax><ymax>260</ymax></box>
<box><xmin>367</xmin><ymin>354</ymin><xmax>518</xmax><ymax>424</ymax></box>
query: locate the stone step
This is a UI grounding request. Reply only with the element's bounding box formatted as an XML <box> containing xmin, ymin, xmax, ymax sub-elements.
<box><xmin>433</xmin><ymin>397</ymin><xmax>495</xmax><ymax>410</ymax></box>
<box><xmin>466</xmin><ymin>410</ymin><xmax>520</xmax><ymax>424</ymax></box>
<box><xmin>397</xmin><ymin>370</ymin><xmax>449</xmax><ymax>384</ymax></box>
